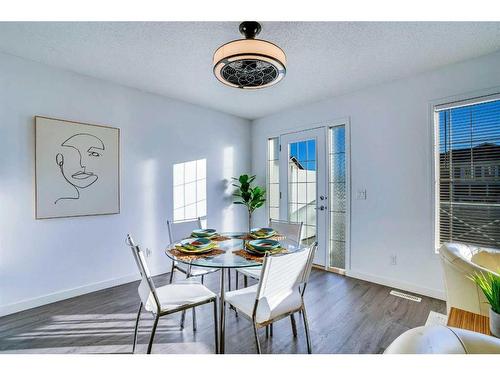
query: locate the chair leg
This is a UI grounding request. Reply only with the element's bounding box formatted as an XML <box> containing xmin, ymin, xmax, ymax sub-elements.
<box><xmin>252</xmin><ymin>322</ymin><xmax>262</xmax><ymax>354</ymax></box>
<box><xmin>244</xmin><ymin>275</ymin><xmax>248</xmax><ymax>287</ymax></box>
<box><xmin>227</xmin><ymin>269</ymin><xmax>231</xmax><ymax>291</ymax></box>
<box><xmin>265</xmin><ymin>325</ymin><xmax>269</xmax><ymax>338</ymax></box>
<box><xmin>201</xmin><ymin>275</ymin><xmax>205</xmax><ymax>284</ymax></box>
<box><xmin>192</xmin><ymin>307</ymin><xmax>197</xmax><ymax>332</ymax></box>
<box><xmin>301</xmin><ymin>306</ymin><xmax>312</xmax><ymax>354</ymax></box>
<box><xmin>169</xmin><ymin>262</ymin><xmax>175</xmax><ymax>283</ymax></box>
<box><xmin>180</xmin><ymin>311</ymin><xmax>186</xmax><ymax>329</ymax></box>
<box><xmin>147</xmin><ymin>314</ymin><xmax>159</xmax><ymax>354</ymax></box>
<box><xmin>213</xmin><ymin>300</ymin><xmax>219</xmax><ymax>354</ymax></box>
<box><xmin>132</xmin><ymin>302</ymin><xmax>143</xmax><ymax>353</ymax></box>
<box><xmin>290</xmin><ymin>314</ymin><xmax>297</xmax><ymax>337</ymax></box>
<box><xmin>235</xmin><ymin>271</ymin><xmax>239</xmax><ymax>289</ymax></box>
<box><xmin>270</xmin><ymin>323</ymin><xmax>273</xmax><ymax>336</ymax></box>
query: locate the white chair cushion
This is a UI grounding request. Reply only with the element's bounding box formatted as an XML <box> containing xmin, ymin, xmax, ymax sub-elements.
<box><xmin>225</xmin><ymin>284</ymin><xmax>302</xmax><ymax>324</ymax></box>
<box><xmin>471</xmin><ymin>249</ymin><xmax>500</xmax><ymax>273</ymax></box>
<box><xmin>144</xmin><ymin>279</ymin><xmax>216</xmax><ymax>313</ymax></box>
<box><xmin>237</xmin><ymin>266</ymin><xmax>262</xmax><ymax>280</ymax></box>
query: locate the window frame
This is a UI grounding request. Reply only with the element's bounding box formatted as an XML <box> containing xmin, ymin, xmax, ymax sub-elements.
<box><xmin>431</xmin><ymin>89</ymin><xmax>500</xmax><ymax>252</ymax></box>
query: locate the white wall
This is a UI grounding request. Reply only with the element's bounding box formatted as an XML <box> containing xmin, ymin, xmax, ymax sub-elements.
<box><xmin>251</xmin><ymin>50</ymin><xmax>500</xmax><ymax>299</ymax></box>
<box><xmin>0</xmin><ymin>52</ymin><xmax>251</xmax><ymax>316</ymax></box>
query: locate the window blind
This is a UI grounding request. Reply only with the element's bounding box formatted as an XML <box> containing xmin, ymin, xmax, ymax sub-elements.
<box><xmin>436</xmin><ymin>96</ymin><xmax>500</xmax><ymax>248</ymax></box>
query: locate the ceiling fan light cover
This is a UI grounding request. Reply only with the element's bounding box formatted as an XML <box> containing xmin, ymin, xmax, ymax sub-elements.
<box><xmin>213</xmin><ymin>38</ymin><xmax>286</xmax><ymax>89</ymax></box>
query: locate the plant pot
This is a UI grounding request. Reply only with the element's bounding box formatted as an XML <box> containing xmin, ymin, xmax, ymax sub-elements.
<box><xmin>490</xmin><ymin>308</ymin><xmax>500</xmax><ymax>338</ymax></box>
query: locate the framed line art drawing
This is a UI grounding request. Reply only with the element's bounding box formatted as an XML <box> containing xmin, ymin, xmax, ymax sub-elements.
<box><xmin>35</xmin><ymin>116</ymin><xmax>120</xmax><ymax>219</ymax></box>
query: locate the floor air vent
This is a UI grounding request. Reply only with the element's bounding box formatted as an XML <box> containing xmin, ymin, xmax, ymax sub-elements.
<box><xmin>390</xmin><ymin>290</ymin><xmax>422</xmax><ymax>302</ymax></box>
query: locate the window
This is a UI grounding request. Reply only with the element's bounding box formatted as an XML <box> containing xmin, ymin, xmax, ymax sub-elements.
<box><xmin>329</xmin><ymin>125</ymin><xmax>346</xmax><ymax>268</ymax></box>
<box><xmin>267</xmin><ymin>138</ymin><xmax>280</xmax><ymax>220</ymax></box>
<box><xmin>288</xmin><ymin>139</ymin><xmax>317</xmax><ymax>245</ymax></box>
<box><xmin>435</xmin><ymin>95</ymin><xmax>500</xmax><ymax>248</ymax></box>
<box><xmin>173</xmin><ymin>159</ymin><xmax>206</xmax><ymax>222</ymax></box>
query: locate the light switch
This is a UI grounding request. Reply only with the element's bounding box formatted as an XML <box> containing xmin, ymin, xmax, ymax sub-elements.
<box><xmin>357</xmin><ymin>189</ymin><xmax>367</xmax><ymax>200</ymax></box>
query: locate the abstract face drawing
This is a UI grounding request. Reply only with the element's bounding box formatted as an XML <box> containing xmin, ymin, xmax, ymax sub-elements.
<box><xmin>55</xmin><ymin>133</ymin><xmax>105</xmax><ymax>204</ymax></box>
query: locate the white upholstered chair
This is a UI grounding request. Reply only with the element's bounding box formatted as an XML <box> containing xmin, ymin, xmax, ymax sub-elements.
<box><xmin>236</xmin><ymin>219</ymin><xmax>303</xmax><ymax>286</ymax></box>
<box><xmin>126</xmin><ymin>234</ymin><xmax>218</xmax><ymax>354</ymax></box>
<box><xmin>224</xmin><ymin>242</ymin><xmax>317</xmax><ymax>354</ymax></box>
<box><xmin>439</xmin><ymin>242</ymin><xmax>500</xmax><ymax>316</ymax></box>
<box><xmin>384</xmin><ymin>325</ymin><xmax>500</xmax><ymax>354</ymax></box>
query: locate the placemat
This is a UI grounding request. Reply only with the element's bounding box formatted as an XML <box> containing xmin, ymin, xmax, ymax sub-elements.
<box><xmin>233</xmin><ymin>248</ymin><xmax>287</xmax><ymax>262</ymax></box>
<box><xmin>167</xmin><ymin>247</ymin><xmax>225</xmax><ymax>261</ymax></box>
<box><xmin>211</xmin><ymin>235</ymin><xmax>232</xmax><ymax>242</ymax></box>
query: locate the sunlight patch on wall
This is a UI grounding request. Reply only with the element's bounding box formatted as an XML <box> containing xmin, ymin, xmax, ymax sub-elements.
<box><xmin>222</xmin><ymin>146</ymin><xmax>235</xmax><ymax>231</ymax></box>
<box><xmin>173</xmin><ymin>159</ymin><xmax>206</xmax><ymax>222</ymax></box>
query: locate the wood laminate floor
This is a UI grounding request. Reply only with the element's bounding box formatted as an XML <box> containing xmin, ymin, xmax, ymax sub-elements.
<box><xmin>0</xmin><ymin>270</ymin><xmax>445</xmax><ymax>354</ymax></box>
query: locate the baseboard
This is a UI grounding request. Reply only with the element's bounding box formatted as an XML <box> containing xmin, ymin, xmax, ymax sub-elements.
<box><xmin>0</xmin><ymin>273</ymin><xmax>141</xmax><ymax>318</ymax></box>
<box><xmin>346</xmin><ymin>269</ymin><xmax>446</xmax><ymax>301</ymax></box>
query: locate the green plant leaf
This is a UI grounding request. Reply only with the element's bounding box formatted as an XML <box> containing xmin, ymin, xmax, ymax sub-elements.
<box><xmin>469</xmin><ymin>272</ymin><xmax>500</xmax><ymax>313</ymax></box>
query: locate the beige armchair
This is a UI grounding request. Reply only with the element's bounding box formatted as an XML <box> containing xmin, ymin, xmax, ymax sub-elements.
<box><xmin>439</xmin><ymin>243</ymin><xmax>500</xmax><ymax>316</ymax></box>
<box><xmin>384</xmin><ymin>325</ymin><xmax>500</xmax><ymax>354</ymax></box>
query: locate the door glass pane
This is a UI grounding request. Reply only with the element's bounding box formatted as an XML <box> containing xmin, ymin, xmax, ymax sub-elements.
<box><xmin>288</xmin><ymin>139</ymin><xmax>317</xmax><ymax>245</ymax></box>
<box><xmin>329</xmin><ymin>126</ymin><xmax>346</xmax><ymax>269</ymax></box>
<box><xmin>267</xmin><ymin>138</ymin><xmax>280</xmax><ymax>220</ymax></box>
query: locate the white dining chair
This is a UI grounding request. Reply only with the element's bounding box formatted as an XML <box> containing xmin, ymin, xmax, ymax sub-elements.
<box><xmin>224</xmin><ymin>242</ymin><xmax>317</xmax><ymax>354</ymax></box>
<box><xmin>126</xmin><ymin>234</ymin><xmax>218</xmax><ymax>354</ymax></box>
<box><xmin>167</xmin><ymin>218</ymin><xmax>220</xmax><ymax>329</ymax></box>
<box><xmin>236</xmin><ymin>219</ymin><xmax>303</xmax><ymax>287</ymax></box>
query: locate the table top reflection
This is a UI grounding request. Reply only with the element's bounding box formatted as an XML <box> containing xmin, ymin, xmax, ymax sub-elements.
<box><xmin>165</xmin><ymin>232</ymin><xmax>305</xmax><ymax>269</ymax></box>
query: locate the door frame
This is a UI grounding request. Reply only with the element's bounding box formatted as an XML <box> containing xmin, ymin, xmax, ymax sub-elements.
<box><xmin>264</xmin><ymin>118</ymin><xmax>351</xmax><ymax>273</ymax></box>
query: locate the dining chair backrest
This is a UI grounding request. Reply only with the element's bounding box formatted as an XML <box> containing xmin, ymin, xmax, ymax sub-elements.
<box><xmin>300</xmin><ymin>242</ymin><xmax>318</xmax><ymax>289</ymax></box>
<box><xmin>167</xmin><ymin>218</ymin><xmax>202</xmax><ymax>244</ymax></box>
<box><xmin>126</xmin><ymin>234</ymin><xmax>160</xmax><ymax>313</ymax></box>
<box><xmin>255</xmin><ymin>243</ymin><xmax>316</xmax><ymax>308</ymax></box>
<box><xmin>269</xmin><ymin>219</ymin><xmax>303</xmax><ymax>244</ymax></box>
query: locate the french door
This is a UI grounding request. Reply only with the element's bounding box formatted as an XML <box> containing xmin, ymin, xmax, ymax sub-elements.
<box><xmin>279</xmin><ymin>127</ymin><xmax>328</xmax><ymax>266</ymax></box>
<box><xmin>277</xmin><ymin>125</ymin><xmax>348</xmax><ymax>270</ymax></box>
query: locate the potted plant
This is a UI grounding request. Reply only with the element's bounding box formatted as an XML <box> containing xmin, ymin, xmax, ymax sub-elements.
<box><xmin>232</xmin><ymin>174</ymin><xmax>266</xmax><ymax>232</ymax></box>
<box><xmin>469</xmin><ymin>271</ymin><xmax>500</xmax><ymax>337</ymax></box>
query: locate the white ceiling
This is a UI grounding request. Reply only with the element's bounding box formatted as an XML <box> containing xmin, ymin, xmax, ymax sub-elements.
<box><xmin>0</xmin><ymin>22</ymin><xmax>499</xmax><ymax>120</ymax></box>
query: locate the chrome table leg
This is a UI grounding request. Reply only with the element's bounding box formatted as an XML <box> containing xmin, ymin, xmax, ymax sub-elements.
<box><xmin>219</xmin><ymin>268</ymin><xmax>226</xmax><ymax>354</ymax></box>
<box><xmin>213</xmin><ymin>300</ymin><xmax>219</xmax><ymax>354</ymax></box>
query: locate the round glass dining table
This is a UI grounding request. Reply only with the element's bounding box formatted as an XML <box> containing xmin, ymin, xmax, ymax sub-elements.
<box><xmin>164</xmin><ymin>232</ymin><xmax>306</xmax><ymax>353</ymax></box>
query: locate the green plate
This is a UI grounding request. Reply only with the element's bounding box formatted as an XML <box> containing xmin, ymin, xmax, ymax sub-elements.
<box><xmin>180</xmin><ymin>237</ymin><xmax>213</xmax><ymax>250</ymax></box>
<box><xmin>247</xmin><ymin>239</ymin><xmax>280</xmax><ymax>252</ymax></box>
<box><xmin>175</xmin><ymin>244</ymin><xmax>215</xmax><ymax>254</ymax></box>
<box><xmin>245</xmin><ymin>242</ymin><xmax>282</xmax><ymax>256</ymax></box>
<box><xmin>192</xmin><ymin>229</ymin><xmax>217</xmax><ymax>238</ymax></box>
<box><xmin>250</xmin><ymin>227</ymin><xmax>276</xmax><ymax>239</ymax></box>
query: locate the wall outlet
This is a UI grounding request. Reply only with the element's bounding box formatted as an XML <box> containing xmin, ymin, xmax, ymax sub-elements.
<box><xmin>357</xmin><ymin>189</ymin><xmax>367</xmax><ymax>200</ymax></box>
<box><xmin>390</xmin><ymin>255</ymin><xmax>397</xmax><ymax>265</ymax></box>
